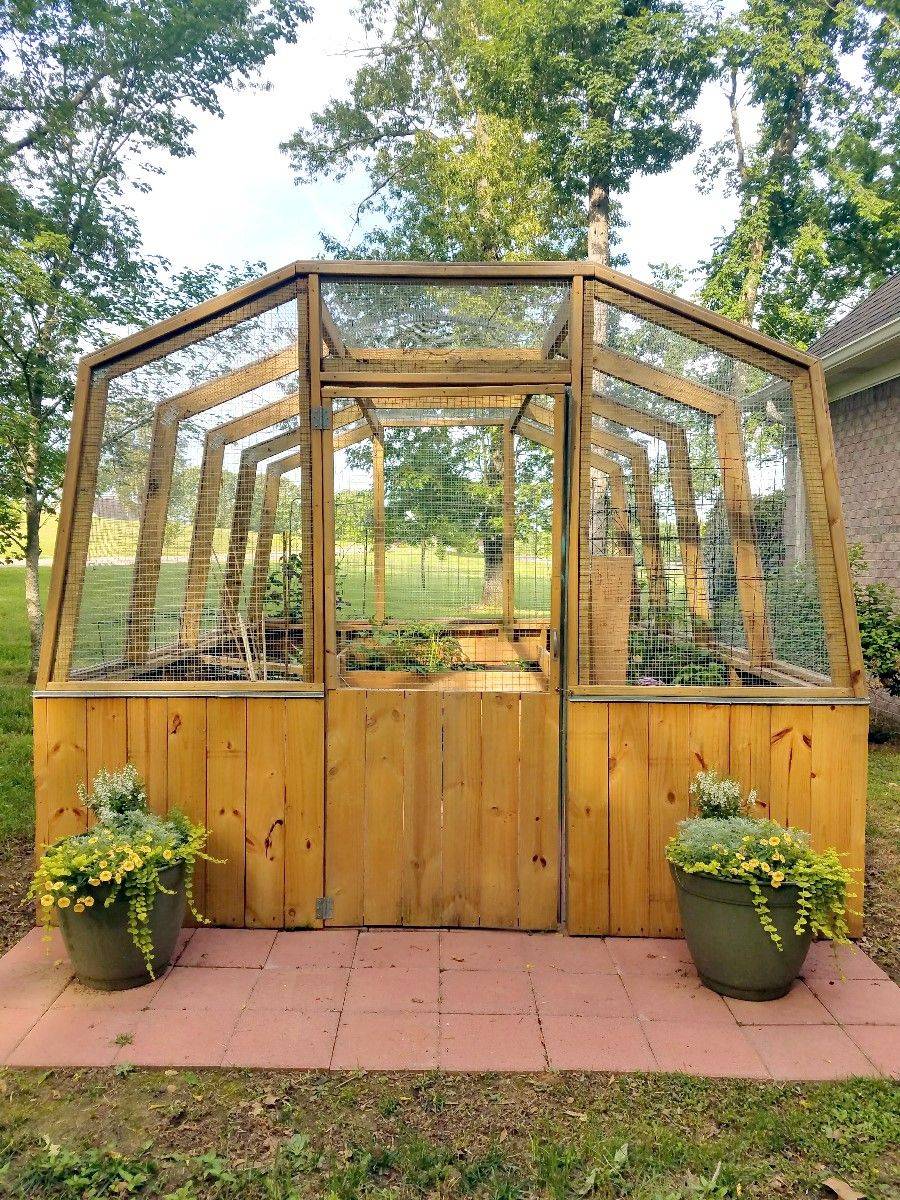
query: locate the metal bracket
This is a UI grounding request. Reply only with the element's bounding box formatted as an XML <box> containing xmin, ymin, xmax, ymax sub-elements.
<box><xmin>311</xmin><ymin>405</ymin><xmax>331</xmax><ymax>430</ymax></box>
<box><xmin>315</xmin><ymin>895</ymin><xmax>334</xmax><ymax>920</ymax></box>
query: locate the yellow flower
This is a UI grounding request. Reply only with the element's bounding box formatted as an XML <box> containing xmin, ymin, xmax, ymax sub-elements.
<box><xmin>747</xmin><ymin>859</ymin><xmax>759</xmax><ymax>870</ymax></box>
<box><xmin>162</xmin><ymin>849</ymin><xmax>173</xmax><ymax>861</ymax></box>
<box><xmin>769</xmin><ymin>837</ymin><xmax>780</xmax><ymax>846</ymax></box>
<box><xmin>40</xmin><ymin>894</ymin><xmax>54</xmax><ymax>908</ymax></box>
<box><xmin>99</xmin><ymin>860</ymin><xmax>108</xmax><ymax>868</ymax></box>
<box><xmin>73</xmin><ymin>903</ymin><xmax>85</xmax><ymax>914</ymax></box>
<box><xmin>99</xmin><ymin>870</ymin><xmax>112</xmax><ymax>883</ymax></box>
<box><xmin>88</xmin><ymin>877</ymin><xmax>100</xmax><ymax>886</ymax></box>
<box><xmin>771</xmin><ymin>871</ymin><xmax>785</xmax><ymax>886</ymax></box>
<box><xmin>52</xmin><ymin>880</ymin><xmax>65</xmax><ymax>891</ymax></box>
<box><xmin>57</xmin><ymin>896</ymin><xmax>71</xmax><ymax>908</ymax></box>
<box><xmin>82</xmin><ymin>896</ymin><xmax>94</xmax><ymax>908</ymax></box>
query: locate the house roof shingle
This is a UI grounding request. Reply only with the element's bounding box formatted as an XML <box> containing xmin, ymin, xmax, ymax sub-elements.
<box><xmin>810</xmin><ymin>274</ymin><xmax>900</xmax><ymax>357</ymax></box>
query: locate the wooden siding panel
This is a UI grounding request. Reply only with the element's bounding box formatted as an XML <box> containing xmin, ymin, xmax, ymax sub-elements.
<box><xmin>285</xmin><ymin>700</ymin><xmax>324</xmax><ymax>928</ymax></box>
<box><xmin>86</xmin><ymin>698</ymin><xmax>127</xmax><ymax>787</ymax></box>
<box><xmin>45</xmin><ymin>698</ymin><xmax>88</xmax><ymax>841</ymax></box>
<box><xmin>33</xmin><ymin>698</ymin><xmax>49</xmax><ymax>852</ymax></box>
<box><xmin>244</xmin><ymin>699</ymin><xmax>286</xmax><ymax>928</ymax></box>
<box><xmin>566</xmin><ymin>701</ymin><xmax>609</xmax><ymax>934</ymax></box>
<box><xmin>729</xmin><ymin>704</ymin><xmax>771</xmax><ymax>816</ymax></box>
<box><xmin>688</xmin><ymin>703</ymin><xmax>730</xmax><ymax>776</ymax></box>
<box><xmin>480</xmin><ymin>692</ymin><xmax>520</xmax><ymax>927</ymax></box>
<box><xmin>648</xmin><ymin>703</ymin><xmax>691</xmax><ymax>936</ymax></box>
<box><xmin>364</xmin><ymin>690</ymin><xmax>404</xmax><ymax>925</ymax></box>
<box><xmin>517</xmin><ymin>694</ymin><xmax>559</xmax><ymax>930</ymax></box>
<box><xmin>769</xmin><ymin>705</ymin><xmax>813</xmax><ymax>830</ymax></box>
<box><xmin>609</xmin><ymin>703</ymin><xmax>650</xmax><ymax>935</ymax></box>
<box><xmin>441</xmin><ymin>693</ymin><xmax>481</xmax><ymax>927</ymax></box>
<box><xmin>402</xmin><ymin>691</ymin><xmax>443</xmax><ymax>926</ymax></box>
<box><xmin>205</xmin><ymin>698</ymin><xmax>247</xmax><ymax>927</ymax></box>
<box><xmin>126</xmin><ymin>698</ymin><xmax>168</xmax><ymax>816</ymax></box>
<box><xmin>167</xmin><ymin>698</ymin><xmax>208</xmax><ymax>914</ymax></box>
<box><xmin>325</xmin><ymin>689</ymin><xmax>367</xmax><ymax>925</ymax></box>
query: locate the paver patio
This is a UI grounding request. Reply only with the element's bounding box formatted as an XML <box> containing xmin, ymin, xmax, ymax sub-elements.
<box><xmin>0</xmin><ymin>928</ymin><xmax>897</xmax><ymax>1077</ymax></box>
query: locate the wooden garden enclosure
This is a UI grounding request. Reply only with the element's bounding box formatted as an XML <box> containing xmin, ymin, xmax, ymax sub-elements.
<box><xmin>34</xmin><ymin>261</ymin><xmax>869</xmax><ymax>936</ymax></box>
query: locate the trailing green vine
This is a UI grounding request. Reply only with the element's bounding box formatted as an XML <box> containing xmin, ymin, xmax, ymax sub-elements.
<box><xmin>30</xmin><ymin>765</ymin><xmax>217</xmax><ymax>976</ymax></box>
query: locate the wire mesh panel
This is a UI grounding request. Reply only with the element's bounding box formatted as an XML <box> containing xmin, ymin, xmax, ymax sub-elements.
<box><xmin>330</xmin><ymin>394</ymin><xmax>561</xmax><ymax>693</ymax></box>
<box><xmin>58</xmin><ymin>280</ymin><xmax>316</xmax><ymax>683</ymax></box>
<box><xmin>578</xmin><ymin>292</ymin><xmax>835</xmax><ymax>689</ymax></box>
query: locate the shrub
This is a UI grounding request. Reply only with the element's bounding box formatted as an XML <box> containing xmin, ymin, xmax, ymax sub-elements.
<box><xmin>689</xmin><ymin>769</ymin><xmax>759</xmax><ymax>819</ymax></box>
<box><xmin>851</xmin><ymin>545</ymin><xmax>900</xmax><ymax>696</ymax></box>
<box><xmin>30</xmin><ymin>765</ymin><xmax>214</xmax><ymax>975</ymax></box>
<box><xmin>343</xmin><ymin>623</ymin><xmax>466</xmax><ymax>676</ymax></box>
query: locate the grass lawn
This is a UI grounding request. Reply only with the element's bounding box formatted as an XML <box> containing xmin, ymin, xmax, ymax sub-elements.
<box><xmin>0</xmin><ymin>566</ymin><xmax>897</xmax><ymax>1198</ymax></box>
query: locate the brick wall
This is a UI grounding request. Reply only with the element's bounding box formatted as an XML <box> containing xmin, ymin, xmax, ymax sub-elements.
<box><xmin>830</xmin><ymin>376</ymin><xmax>900</xmax><ymax>725</ymax></box>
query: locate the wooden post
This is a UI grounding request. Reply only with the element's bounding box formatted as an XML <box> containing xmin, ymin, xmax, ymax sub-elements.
<box><xmin>502</xmin><ymin>422</ymin><xmax>515</xmax><ymax>632</ymax></box>
<box><xmin>372</xmin><ymin>433</ymin><xmax>386</xmax><ymax>624</ymax></box>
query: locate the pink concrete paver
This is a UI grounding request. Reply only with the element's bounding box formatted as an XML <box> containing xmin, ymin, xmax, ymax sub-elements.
<box><xmin>623</xmin><ymin>975</ymin><xmax>736</xmax><ymax>1024</ymax></box>
<box><xmin>266</xmin><ymin>929</ymin><xmax>358</xmax><ymax>970</ymax></box>
<box><xmin>725</xmin><ymin>980</ymin><xmax>835</xmax><ymax>1025</ymax></box>
<box><xmin>605</xmin><ymin>938</ymin><xmax>695</xmax><ymax>977</ymax></box>
<box><xmin>844</xmin><ymin>1025</ymin><xmax>900</xmax><ymax>1079</ymax></box>
<box><xmin>743</xmin><ymin>1023</ymin><xmax>880</xmax><ymax>1080</ymax></box>
<box><xmin>805</xmin><ymin>978</ymin><xmax>900</xmax><ymax>1025</ymax></box>
<box><xmin>801</xmin><ymin>941</ymin><xmax>890</xmax><ymax>982</ymax></box>
<box><xmin>441</xmin><ymin>968</ymin><xmax>535</xmax><ymax>1014</ymax></box>
<box><xmin>542</xmin><ymin>1016</ymin><xmax>656</xmax><ymax>1072</ymax></box>
<box><xmin>354</xmin><ymin>930</ymin><xmax>439</xmax><ymax>969</ymax></box>
<box><xmin>531</xmin><ymin>969</ymin><xmax>633</xmax><ymax>1018</ymax></box>
<box><xmin>440</xmin><ymin>1014</ymin><xmax>546</xmax><ymax>1071</ymax></box>
<box><xmin>123</xmin><ymin>1008</ymin><xmax>241</xmax><ymax>1066</ymax></box>
<box><xmin>440</xmin><ymin>929</ymin><xmax>528</xmax><ymax>971</ymax></box>
<box><xmin>224</xmin><ymin>1010</ymin><xmax>339</xmax><ymax>1068</ymax></box>
<box><xmin>332</xmin><ymin>1012</ymin><xmax>439</xmax><ymax>1070</ymax></box>
<box><xmin>522</xmin><ymin>934</ymin><xmax>617</xmax><ymax>974</ymax></box>
<box><xmin>248</xmin><ymin>967</ymin><xmax>349</xmax><ymax>1012</ymax></box>
<box><xmin>0</xmin><ymin>1008</ymin><xmax>42</xmax><ymax>1060</ymax></box>
<box><xmin>149</xmin><ymin>965</ymin><xmax>258</xmax><ymax>1010</ymax></box>
<box><xmin>178</xmin><ymin>928</ymin><xmax>275</xmax><ymax>969</ymax></box>
<box><xmin>344</xmin><ymin>967</ymin><xmax>439</xmax><ymax>1013</ymax></box>
<box><xmin>8</xmin><ymin>1008</ymin><xmax>137</xmax><ymax>1067</ymax></box>
<box><xmin>642</xmin><ymin>1020</ymin><xmax>769</xmax><ymax>1078</ymax></box>
<box><xmin>0</xmin><ymin>927</ymin><xmax>895</xmax><ymax>1075</ymax></box>
<box><xmin>0</xmin><ymin>926</ymin><xmax>67</xmax><ymax>965</ymax></box>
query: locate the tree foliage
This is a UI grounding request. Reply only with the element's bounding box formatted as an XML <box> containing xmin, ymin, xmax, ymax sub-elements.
<box><xmin>0</xmin><ymin>0</ymin><xmax>311</xmax><ymax>673</ymax></box>
<box><xmin>700</xmin><ymin>0</ymin><xmax>899</xmax><ymax>344</ymax></box>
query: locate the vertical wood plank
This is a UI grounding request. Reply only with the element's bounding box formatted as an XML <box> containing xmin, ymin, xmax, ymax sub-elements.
<box><xmin>126</xmin><ymin>698</ymin><xmax>168</xmax><ymax>816</ymax></box>
<box><xmin>45</xmin><ymin>699</ymin><xmax>88</xmax><ymax>841</ymax></box>
<box><xmin>648</xmin><ymin>703</ymin><xmax>691</xmax><ymax>936</ymax></box>
<box><xmin>285</xmin><ymin>699</ymin><xmax>325</xmax><ymax>928</ymax></box>
<box><xmin>566</xmin><ymin>700</ymin><xmax>609</xmax><ymax>934</ymax></box>
<box><xmin>480</xmin><ymin>692</ymin><xmax>520</xmax><ymax>927</ymax></box>
<box><xmin>167</xmin><ymin>698</ymin><xmax>208</xmax><ymax>913</ymax></box>
<box><xmin>32</xmin><ymin>698</ymin><xmax>49</xmax><ymax>852</ymax></box>
<box><xmin>728</xmin><ymin>704</ymin><xmax>772</xmax><ymax>817</ymax></box>
<box><xmin>688</xmin><ymin>703</ymin><xmax>730</xmax><ymax>777</ymax></box>
<box><xmin>609</xmin><ymin>702</ymin><xmax>650</xmax><ymax>935</ymax></box>
<box><xmin>325</xmin><ymin>689</ymin><xmax>366</xmax><ymax>925</ymax></box>
<box><xmin>517</xmin><ymin>693</ymin><xmax>559</xmax><ymax>930</ymax></box>
<box><xmin>769</xmin><ymin>705</ymin><xmax>813</xmax><ymax>831</ymax></box>
<box><xmin>364</xmin><ymin>690</ymin><xmax>404</xmax><ymax>925</ymax></box>
<box><xmin>402</xmin><ymin>691</ymin><xmax>443</xmax><ymax>926</ymax></box>
<box><xmin>86</xmin><ymin>698</ymin><xmax>127</xmax><ymax>785</ymax></box>
<box><xmin>441</xmin><ymin>692</ymin><xmax>482</xmax><ymax>927</ymax></box>
<box><xmin>244</xmin><ymin>699</ymin><xmax>285</xmax><ymax>928</ymax></box>
<box><xmin>846</xmin><ymin>705</ymin><xmax>868</xmax><ymax>937</ymax></box>
<box><xmin>205</xmin><ymin>698</ymin><xmax>247</xmax><ymax>927</ymax></box>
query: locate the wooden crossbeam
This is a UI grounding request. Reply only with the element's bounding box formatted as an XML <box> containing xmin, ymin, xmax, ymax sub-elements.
<box><xmin>377</xmin><ymin>414</ymin><xmax>507</xmax><ymax>428</ymax></box>
<box><xmin>321</xmin><ymin>384</ymin><xmax>565</xmax><ymax>402</ymax></box>
<box><xmin>542</xmin><ymin>295</ymin><xmax>571</xmax><ymax>357</ymax></box>
<box><xmin>320</xmin><ymin>300</ymin><xmax>346</xmax><ymax>357</ymax></box>
<box><xmin>593</xmin><ymin>347</ymin><xmax>728</xmax><ymax>416</ymax></box>
<box><xmin>333</xmin><ymin>424</ymin><xmax>371</xmax><ymax>452</ymax></box>
<box><xmin>591</xmin><ymin>395</ymin><xmax>710</xmax><ymax>627</ymax></box>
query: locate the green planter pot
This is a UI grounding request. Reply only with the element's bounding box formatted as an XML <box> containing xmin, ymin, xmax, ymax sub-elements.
<box><xmin>57</xmin><ymin>864</ymin><xmax>187</xmax><ymax>991</ymax></box>
<box><xmin>670</xmin><ymin>863</ymin><xmax>813</xmax><ymax>1001</ymax></box>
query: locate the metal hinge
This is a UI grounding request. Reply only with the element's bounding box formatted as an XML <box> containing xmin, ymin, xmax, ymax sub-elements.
<box><xmin>315</xmin><ymin>895</ymin><xmax>334</xmax><ymax>920</ymax></box>
<box><xmin>311</xmin><ymin>405</ymin><xmax>331</xmax><ymax>430</ymax></box>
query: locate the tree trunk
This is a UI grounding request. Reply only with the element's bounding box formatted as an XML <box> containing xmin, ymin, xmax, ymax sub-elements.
<box><xmin>588</xmin><ymin>175</ymin><xmax>610</xmax><ymax>342</ymax></box>
<box><xmin>24</xmin><ymin>488</ymin><xmax>43</xmax><ymax>683</ymax></box>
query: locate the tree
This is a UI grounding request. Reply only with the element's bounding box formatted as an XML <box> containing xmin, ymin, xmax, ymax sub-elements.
<box><xmin>466</xmin><ymin>0</ymin><xmax>716</xmax><ymax>265</ymax></box>
<box><xmin>0</xmin><ymin>0</ymin><xmax>311</xmax><ymax>677</ymax></box>
<box><xmin>284</xmin><ymin>0</ymin><xmax>585</xmax><ymax>260</ymax></box>
<box><xmin>699</xmin><ymin>0</ymin><xmax>899</xmax><ymax>344</ymax></box>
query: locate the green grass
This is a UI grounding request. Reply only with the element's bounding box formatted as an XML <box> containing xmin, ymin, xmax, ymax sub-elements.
<box><xmin>0</xmin><ymin>1070</ymin><xmax>898</xmax><ymax>1198</ymax></box>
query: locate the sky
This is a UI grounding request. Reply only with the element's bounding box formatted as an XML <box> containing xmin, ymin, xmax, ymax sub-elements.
<box><xmin>131</xmin><ymin>0</ymin><xmax>741</xmax><ymax>295</ymax></box>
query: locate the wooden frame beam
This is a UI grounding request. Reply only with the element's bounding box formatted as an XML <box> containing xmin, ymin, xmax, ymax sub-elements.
<box><xmin>593</xmin><ymin>347</ymin><xmax>727</xmax><ymax>416</ymax></box>
<box><xmin>373</xmin><ymin>436</ymin><xmax>386</xmax><ymax>624</ymax></box>
<box><xmin>542</xmin><ymin>295</ymin><xmax>571</xmax><ymax>358</ymax></box>
<box><xmin>247</xmin><ymin>449</ymin><xmax>307</xmax><ymax>628</ymax></box>
<box><xmin>591</xmin><ymin>395</ymin><xmax>710</xmax><ymax>627</ymax></box>
<box><xmin>502</xmin><ymin>423</ymin><xmax>515</xmax><ymax>631</ymax></box>
<box><xmin>322</xmin><ymin>384</ymin><xmax>565</xmax><ymax>402</ymax></box>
